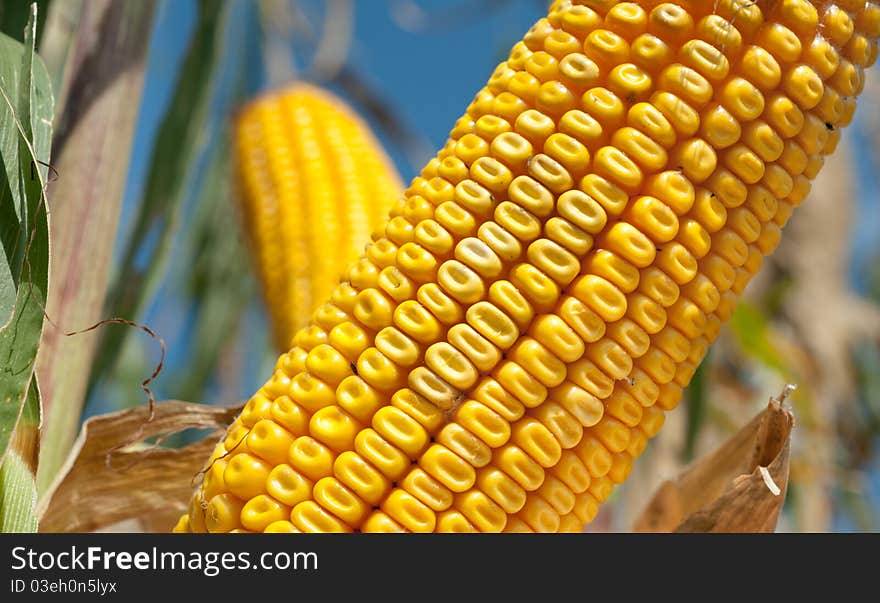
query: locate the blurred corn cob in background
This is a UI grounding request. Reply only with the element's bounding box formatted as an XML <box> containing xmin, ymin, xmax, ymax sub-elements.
<box><xmin>175</xmin><ymin>0</ymin><xmax>880</xmax><ymax>533</ymax></box>
<box><xmin>235</xmin><ymin>83</ymin><xmax>403</xmax><ymax>350</ymax></box>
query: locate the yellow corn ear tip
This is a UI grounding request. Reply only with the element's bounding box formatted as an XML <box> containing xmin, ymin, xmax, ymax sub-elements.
<box><xmin>176</xmin><ymin>1</ymin><xmax>879</xmax><ymax>533</ymax></box>
<box><xmin>233</xmin><ymin>82</ymin><xmax>404</xmax><ymax>351</ymax></box>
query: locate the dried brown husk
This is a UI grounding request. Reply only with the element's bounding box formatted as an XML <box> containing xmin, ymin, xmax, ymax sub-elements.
<box><xmin>37</xmin><ymin>400</ymin><xmax>241</xmax><ymax>533</ymax></box>
<box><xmin>634</xmin><ymin>393</ymin><xmax>795</xmax><ymax>533</ymax></box>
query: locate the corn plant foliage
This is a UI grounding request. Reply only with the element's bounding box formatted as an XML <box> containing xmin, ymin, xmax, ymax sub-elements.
<box><xmin>0</xmin><ymin>5</ymin><xmax>52</xmax><ymax>464</ymax></box>
<box><xmin>0</xmin><ymin>4</ymin><xmax>53</xmax><ymax>533</ymax></box>
<box><xmin>89</xmin><ymin>0</ymin><xmax>229</xmax><ymax>394</ymax></box>
<box><xmin>35</xmin><ymin>0</ymin><xmax>156</xmax><ymax>496</ymax></box>
<box><xmin>0</xmin><ymin>383</ymin><xmax>40</xmax><ymax>532</ymax></box>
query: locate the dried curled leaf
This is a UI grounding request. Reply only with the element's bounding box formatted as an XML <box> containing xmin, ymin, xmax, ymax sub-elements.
<box><xmin>37</xmin><ymin>400</ymin><xmax>241</xmax><ymax>533</ymax></box>
<box><xmin>634</xmin><ymin>389</ymin><xmax>795</xmax><ymax>533</ymax></box>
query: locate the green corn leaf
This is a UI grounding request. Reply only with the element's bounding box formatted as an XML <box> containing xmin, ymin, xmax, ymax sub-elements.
<box><xmin>0</xmin><ymin>3</ymin><xmax>53</xmax><ymax>468</ymax></box>
<box><xmin>0</xmin><ymin>379</ymin><xmax>41</xmax><ymax>533</ymax></box>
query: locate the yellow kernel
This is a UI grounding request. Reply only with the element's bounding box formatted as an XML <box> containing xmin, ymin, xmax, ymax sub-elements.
<box><xmin>651</xmin><ymin>91</ymin><xmax>700</xmax><ymax>137</ymax></box>
<box><xmin>783</xmin><ymin>64</ymin><xmax>824</xmax><ymax>110</ymax></box>
<box><xmin>456</xmin><ymin>490</ymin><xmax>507</xmax><ymax>532</ymax></box>
<box><xmin>202</xmin><ymin>458</ymin><xmax>228</xmax><ymax>500</ymax></box>
<box><xmin>477</xmin><ymin>466</ymin><xmax>526</xmax><ymax>514</ymax></box>
<box><xmin>552</xmin><ymin>450</ymin><xmax>592</xmax><ymax>493</ymax></box>
<box><xmin>552</xmin><ymin>381</ymin><xmax>605</xmax><ymax>427</ymax></box>
<box><xmin>491</xmin><ymin>132</ymin><xmax>533</xmax><ymax>172</ymax></box>
<box><xmin>519</xmin><ymin>494</ymin><xmax>561</xmax><ymax>533</ymax></box>
<box><xmin>391</xmin><ymin>389</ymin><xmax>444</xmax><ymax>432</ymax></box>
<box><xmin>246</xmin><ymin>419</ymin><xmax>295</xmax><ymax>466</ymax></box>
<box><xmin>537</xmin><ymin>80</ymin><xmax>578</xmax><ymax>117</ymax></box>
<box><xmin>528</xmin><ymin>153</ymin><xmax>574</xmax><ymax>194</ymax></box>
<box><xmin>703</xmin><ymin>247</ymin><xmax>739</xmax><ymax>288</ymax></box>
<box><xmin>401</xmin><ymin>467</ymin><xmax>453</xmax><ymax>512</ymax></box>
<box><xmin>630</xmin><ymin>33</ymin><xmax>672</xmax><ymax>74</ymax></box>
<box><xmin>660</xmin><ymin>64</ymin><xmax>713</xmax><ymax>108</ymax></box>
<box><xmin>373</xmin><ymin>327</ymin><xmax>419</xmax><ymax>369</ymax></box>
<box><xmin>607</xmin><ymin>318</ymin><xmax>650</xmax><ymax>358</ymax></box>
<box><xmin>421</xmin><ymin>444</ymin><xmax>477</xmax><ymax>492</ymax></box>
<box><xmin>584</xmin><ymin>251</ymin><xmax>639</xmax><ymax>295</ymax></box>
<box><xmin>515</xmin><ymin>109</ymin><xmax>556</xmax><ymax>147</ymax></box>
<box><xmin>354</xmin><ymin>429</ymin><xmax>411</xmax><ymax>482</ymax></box>
<box><xmin>545</xmin><ymin>216</ymin><xmax>594</xmax><ymax>256</ymax></box>
<box><xmin>624</xmin><ymin>195</ymin><xmax>679</xmax><ymax>244</ymax></box>
<box><xmin>648</xmin><ymin>3</ymin><xmax>694</xmax><ymax>44</ymax></box>
<box><xmin>593</xmin><ymin>146</ymin><xmax>643</xmax><ymax>193</ymax></box>
<box><xmin>381</xmin><ymin>490</ymin><xmax>437</xmax><ymax>532</ymax></box>
<box><xmin>328</xmin><ymin>322</ymin><xmax>370</xmax><ymax>363</ymax></box>
<box><xmin>579</xmin><ymin>415</ymin><xmax>630</xmax><ymax>456</ymax></box>
<box><xmin>544</xmin><ymin>29</ymin><xmax>581</xmax><ymax>59</ymax></box>
<box><xmin>532</xmin><ymin>401</ymin><xmax>583</xmax><ymax>450</ymax></box>
<box><xmin>642</xmin><ymin>172</ymin><xmax>693</xmax><ymax>217</ymax></box>
<box><xmin>438</xmin><ymin>422</ymin><xmax>492</xmax><ymax>468</ymax></box>
<box><xmin>601</xmin><ymin>222</ymin><xmax>656</xmax><ymax>269</ymax></box>
<box><xmin>509</xmin><ymin>338</ymin><xmax>567</xmax><ymax>388</ymax></box>
<box><xmin>570</xmin><ymin>274</ymin><xmax>627</xmax><ymax>322</ymax></box>
<box><xmin>240</xmin><ymin>394</ymin><xmax>273</xmax><ymax>428</ymax></box>
<box><xmin>715</xmin><ymin>229</ymin><xmax>749</xmax><ymax>267</ymax></box>
<box><xmin>655</xmin><ymin>242</ymin><xmax>697</xmax><ymax>286</ymax></box>
<box><xmin>568</xmin><ymin>358</ymin><xmax>614</xmax><ymax>399</ymax></box>
<box><xmin>757</xmin><ymin>23</ymin><xmax>802</xmax><ymax>64</ymax></box>
<box><xmin>559</xmin><ymin>111</ymin><xmax>605</xmax><ymax>153</ymax></box>
<box><xmin>457</xmin><ymin>400</ymin><xmax>510</xmax><ymax>448</ymax></box>
<box><xmin>473</xmin><ymin>378</ymin><xmax>525</xmax><ymax>422</ymax></box>
<box><xmin>585</xmin><ymin>337</ymin><xmax>633</xmax><ymax>381</ymax></box>
<box><xmin>510</xmin><ymin>263</ymin><xmax>561</xmax><ymax>312</ymax></box>
<box><xmin>528</xmin><ymin>238</ymin><xmax>580</xmax><ymax>286</ymax></box>
<box><xmin>740</xmin><ymin>46</ymin><xmax>782</xmax><ymax>91</ymax></box>
<box><xmin>559</xmin><ymin>53</ymin><xmax>602</xmax><ymax>90</ymax></box>
<box><xmin>241</xmin><ymin>494</ymin><xmax>290</xmax><ymax>532</ymax></box>
<box><xmin>524</xmin><ymin>17</ymin><xmax>555</xmax><ymax>50</ymax></box>
<box><xmin>605</xmin><ymin>2</ymin><xmax>647</xmax><ymax>35</ymax></box>
<box><xmin>205</xmin><ymin>494</ymin><xmax>245</xmax><ymax>533</ymax></box>
<box><xmin>455</xmin><ymin>179</ymin><xmax>493</xmax><ymax>218</ymax></box>
<box><xmin>333</xmin><ymin>451</ymin><xmax>390</xmax><ymax>505</ymax></box>
<box><xmin>544</xmin><ymin>133</ymin><xmax>591</xmax><ymax>177</ymax></box>
<box><xmin>478</xmin><ymin>221</ymin><xmax>522</xmax><ymax>264</ymax></box>
<box><xmin>585</xmin><ymin>28</ymin><xmax>629</xmax><ymax>69</ymax></box>
<box><xmin>489</xmin><ymin>280</ymin><xmax>535</xmax><ymax>331</ymax></box>
<box><xmin>437</xmin><ymin>259</ymin><xmax>487</xmax><ymax>305</ymax></box>
<box><xmin>361</xmin><ymin>510</ymin><xmax>406</xmax><ymax>532</ymax></box>
<box><xmin>447</xmin><ymin>323</ymin><xmax>500</xmax><ymax>372</ymax></box>
<box><xmin>576</xmin><ymin>435</ymin><xmax>614</xmax><ymax>477</ymax></box>
<box><xmin>557</xmin><ymin>296</ymin><xmax>605</xmax><ymax>344</ymax></box>
<box><xmin>224</xmin><ymin>453</ymin><xmax>270</xmax><ymax>500</ymax></box>
<box><xmin>559</xmin><ymin>5</ymin><xmax>601</xmax><ymax>37</ymax></box>
<box><xmin>700</xmin><ymin>104</ymin><xmax>741</xmax><ymax>149</ymax></box>
<box><xmin>496</xmin><ymin>201</ymin><xmax>542</xmax><ymax>243</ymax></box>
<box><xmin>508</xmin><ymin>175</ymin><xmax>555</xmax><ymax>218</ymax></box>
<box><xmin>627</xmin><ymin>292</ymin><xmax>668</xmax><ymax>334</ymax></box>
<box><xmin>656</xmin><ymin>382</ymin><xmax>683</xmax><ymax>411</ymax></box>
<box><xmin>681</xmin><ymin>39</ymin><xmax>729</xmax><ymax>81</ymax></box>
<box><xmin>494</xmin><ymin>445</ymin><xmax>545</xmax><ymax>493</ymax></box>
<box><xmin>579</xmin><ymin>173</ymin><xmax>629</xmax><ymax>217</ymax></box>
<box><xmin>608</xmin><ymin>453</ymin><xmax>634</xmax><ymax>484</ymax></box>
<box><xmin>667</xmin><ymin>297</ymin><xmax>707</xmax><ymax>340</ymax></box>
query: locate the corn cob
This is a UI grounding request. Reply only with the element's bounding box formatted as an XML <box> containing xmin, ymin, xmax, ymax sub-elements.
<box><xmin>176</xmin><ymin>0</ymin><xmax>879</xmax><ymax>533</ymax></box>
<box><xmin>235</xmin><ymin>83</ymin><xmax>403</xmax><ymax>350</ymax></box>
